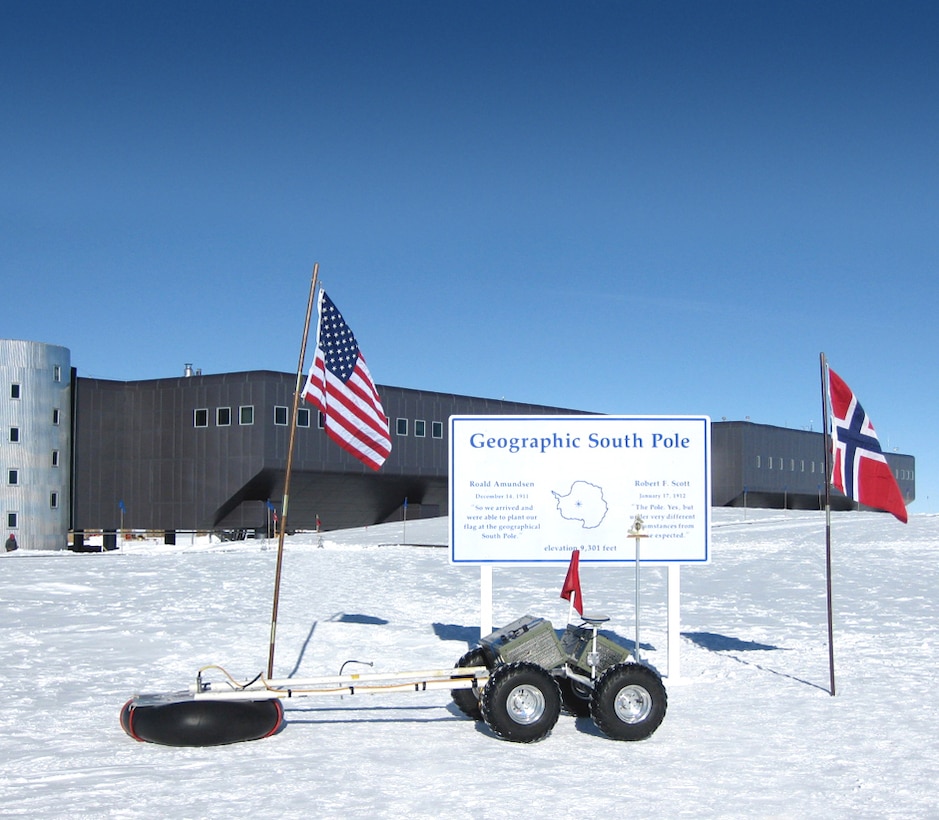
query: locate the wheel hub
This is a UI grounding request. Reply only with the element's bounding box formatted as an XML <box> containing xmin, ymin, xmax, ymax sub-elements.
<box><xmin>613</xmin><ymin>684</ymin><xmax>653</xmax><ymax>724</ymax></box>
<box><xmin>506</xmin><ymin>684</ymin><xmax>546</xmax><ymax>725</ymax></box>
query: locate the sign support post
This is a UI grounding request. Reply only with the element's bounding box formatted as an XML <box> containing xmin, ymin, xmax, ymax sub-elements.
<box><xmin>480</xmin><ymin>565</ymin><xmax>493</xmax><ymax>639</ymax></box>
<box><xmin>628</xmin><ymin>514</ymin><xmax>647</xmax><ymax>661</ymax></box>
<box><xmin>667</xmin><ymin>564</ymin><xmax>681</xmax><ymax>679</ymax></box>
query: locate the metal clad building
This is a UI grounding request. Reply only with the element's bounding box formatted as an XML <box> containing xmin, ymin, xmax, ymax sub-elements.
<box><xmin>0</xmin><ymin>340</ymin><xmax>72</xmax><ymax>550</ymax></box>
<box><xmin>712</xmin><ymin>420</ymin><xmax>915</xmax><ymax>511</ymax></box>
<box><xmin>2</xmin><ymin>341</ymin><xmax>916</xmax><ymax>549</ymax></box>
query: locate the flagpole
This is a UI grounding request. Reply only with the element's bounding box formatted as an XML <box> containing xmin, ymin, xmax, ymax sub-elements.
<box><xmin>267</xmin><ymin>263</ymin><xmax>319</xmax><ymax>678</ymax></box>
<box><xmin>819</xmin><ymin>352</ymin><xmax>836</xmax><ymax>696</ymax></box>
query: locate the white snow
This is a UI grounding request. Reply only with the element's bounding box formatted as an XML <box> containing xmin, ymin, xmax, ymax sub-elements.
<box><xmin>2</xmin><ymin>508</ymin><xmax>937</xmax><ymax>818</ymax></box>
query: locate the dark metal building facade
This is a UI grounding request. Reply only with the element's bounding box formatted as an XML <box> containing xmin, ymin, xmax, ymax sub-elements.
<box><xmin>712</xmin><ymin>421</ymin><xmax>915</xmax><ymax>512</ymax></box>
<box><xmin>71</xmin><ymin>371</ymin><xmax>586</xmax><ymax>536</ymax></box>
<box><xmin>70</xmin><ymin>372</ymin><xmax>916</xmax><ymax>539</ymax></box>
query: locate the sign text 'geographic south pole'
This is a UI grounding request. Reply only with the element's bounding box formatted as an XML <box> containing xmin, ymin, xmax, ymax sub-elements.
<box><xmin>449</xmin><ymin>415</ymin><xmax>711</xmax><ymax>564</ymax></box>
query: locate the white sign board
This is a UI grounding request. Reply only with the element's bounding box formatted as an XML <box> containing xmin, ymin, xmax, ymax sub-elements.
<box><xmin>449</xmin><ymin>415</ymin><xmax>710</xmax><ymax>565</ymax></box>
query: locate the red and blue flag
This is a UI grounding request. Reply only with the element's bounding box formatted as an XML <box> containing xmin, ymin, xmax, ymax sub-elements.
<box><xmin>828</xmin><ymin>367</ymin><xmax>907</xmax><ymax>523</ymax></box>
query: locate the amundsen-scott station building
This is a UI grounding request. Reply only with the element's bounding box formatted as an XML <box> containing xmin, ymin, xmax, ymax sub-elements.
<box><xmin>1</xmin><ymin>339</ymin><xmax>916</xmax><ymax>550</ymax></box>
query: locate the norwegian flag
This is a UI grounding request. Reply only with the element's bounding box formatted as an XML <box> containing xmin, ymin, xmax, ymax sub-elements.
<box><xmin>828</xmin><ymin>367</ymin><xmax>907</xmax><ymax>523</ymax></box>
<box><xmin>302</xmin><ymin>290</ymin><xmax>391</xmax><ymax>471</ymax></box>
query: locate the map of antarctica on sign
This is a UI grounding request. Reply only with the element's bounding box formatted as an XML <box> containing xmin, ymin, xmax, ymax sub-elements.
<box><xmin>449</xmin><ymin>415</ymin><xmax>711</xmax><ymax>564</ymax></box>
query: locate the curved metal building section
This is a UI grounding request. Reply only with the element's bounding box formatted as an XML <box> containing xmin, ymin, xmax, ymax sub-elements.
<box><xmin>0</xmin><ymin>340</ymin><xmax>72</xmax><ymax>550</ymax></box>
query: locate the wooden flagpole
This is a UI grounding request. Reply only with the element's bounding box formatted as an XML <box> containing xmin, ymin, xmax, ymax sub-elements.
<box><xmin>819</xmin><ymin>352</ymin><xmax>836</xmax><ymax>696</ymax></box>
<box><xmin>267</xmin><ymin>263</ymin><xmax>320</xmax><ymax>678</ymax></box>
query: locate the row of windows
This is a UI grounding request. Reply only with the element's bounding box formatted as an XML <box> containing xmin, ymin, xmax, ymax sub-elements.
<box><xmin>756</xmin><ymin>456</ymin><xmax>825</xmax><ymax>473</ymax></box>
<box><xmin>194</xmin><ymin>406</ymin><xmax>259</xmax><ymax>427</ymax></box>
<box><xmin>6</xmin><ymin>410</ymin><xmax>62</xmax><ymax>434</ymax></box>
<box><xmin>756</xmin><ymin>455</ymin><xmax>914</xmax><ymax>482</ymax></box>
<box><xmin>192</xmin><ymin>406</ymin><xmax>445</xmax><ymax>439</ymax></box>
<box><xmin>394</xmin><ymin>418</ymin><xmax>444</xmax><ymax>439</ymax></box>
<box><xmin>6</xmin><ymin>367</ymin><xmax>64</xmax><ymax>400</ymax></box>
<box><xmin>3</xmin><ymin>447</ymin><xmax>60</xmax><ymax>466</ymax></box>
<box><xmin>4</xmin><ymin>465</ymin><xmax>62</xmax><ymax>483</ymax></box>
<box><xmin>3</xmin><ymin>507</ymin><xmax>57</xmax><ymax>529</ymax></box>
<box><xmin>8</xmin><ymin>429</ymin><xmax>62</xmax><ymax>465</ymax></box>
<box><xmin>4</xmin><ymin>370</ymin><xmax>64</xmax><ymax>528</ymax></box>
<box><xmin>193</xmin><ymin>406</ymin><xmax>315</xmax><ymax>428</ymax></box>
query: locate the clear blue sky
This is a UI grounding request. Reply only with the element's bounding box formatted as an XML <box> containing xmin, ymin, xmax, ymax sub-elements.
<box><xmin>3</xmin><ymin>1</ymin><xmax>937</xmax><ymax>511</ymax></box>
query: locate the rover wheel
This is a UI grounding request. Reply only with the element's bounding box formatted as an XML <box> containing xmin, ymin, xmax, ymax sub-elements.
<box><xmin>451</xmin><ymin>647</ymin><xmax>490</xmax><ymax>720</ymax></box>
<box><xmin>558</xmin><ymin>676</ymin><xmax>593</xmax><ymax>717</ymax></box>
<box><xmin>480</xmin><ymin>662</ymin><xmax>561</xmax><ymax>743</ymax></box>
<box><xmin>590</xmin><ymin>663</ymin><xmax>667</xmax><ymax>741</ymax></box>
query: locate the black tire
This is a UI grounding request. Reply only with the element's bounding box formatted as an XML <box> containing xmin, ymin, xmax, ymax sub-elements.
<box><xmin>590</xmin><ymin>663</ymin><xmax>667</xmax><ymax>741</ymax></box>
<box><xmin>480</xmin><ymin>662</ymin><xmax>561</xmax><ymax>743</ymax></box>
<box><xmin>121</xmin><ymin>696</ymin><xmax>284</xmax><ymax>746</ymax></box>
<box><xmin>451</xmin><ymin>647</ymin><xmax>490</xmax><ymax>720</ymax></box>
<box><xmin>558</xmin><ymin>676</ymin><xmax>593</xmax><ymax>718</ymax></box>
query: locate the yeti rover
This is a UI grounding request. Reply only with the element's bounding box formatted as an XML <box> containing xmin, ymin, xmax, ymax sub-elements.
<box><xmin>450</xmin><ymin>613</ymin><xmax>667</xmax><ymax>743</ymax></box>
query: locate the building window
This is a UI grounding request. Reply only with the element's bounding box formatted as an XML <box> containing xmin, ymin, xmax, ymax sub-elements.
<box><xmin>274</xmin><ymin>406</ymin><xmax>289</xmax><ymax>426</ymax></box>
<box><xmin>53</xmin><ymin>365</ymin><xmax>61</xmax><ymax>382</ymax></box>
<box><xmin>9</xmin><ymin>427</ymin><xmax>18</xmax><ymax>443</ymax></box>
<box><xmin>414</xmin><ymin>420</ymin><xmax>426</xmax><ymax>438</ymax></box>
<box><xmin>297</xmin><ymin>408</ymin><xmax>310</xmax><ymax>427</ymax></box>
<box><xmin>217</xmin><ymin>407</ymin><xmax>232</xmax><ymax>426</ymax></box>
<box><xmin>11</xmin><ymin>383</ymin><xmax>20</xmax><ymax>399</ymax></box>
<box><xmin>194</xmin><ymin>408</ymin><xmax>209</xmax><ymax>427</ymax></box>
<box><xmin>396</xmin><ymin>418</ymin><xmax>408</xmax><ymax>436</ymax></box>
<box><xmin>8</xmin><ymin>469</ymin><xmax>19</xmax><ymax>485</ymax></box>
<box><xmin>52</xmin><ymin>408</ymin><xmax>60</xmax><ymax>425</ymax></box>
<box><xmin>52</xmin><ymin>450</ymin><xmax>59</xmax><ymax>467</ymax></box>
<box><xmin>317</xmin><ymin>411</ymin><xmax>325</xmax><ymax>429</ymax></box>
<box><xmin>6</xmin><ymin>512</ymin><xmax>16</xmax><ymax>529</ymax></box>
<box><xmin>50</xmin><ymin>492</ymin><xmax>59</xmax><ymax>509</ymax></box>
<box><xmin>239</xmin><ymin>406</ymin><xmax>254</xmax><ymax>425</ymax></box>
<box><xmin>755</xmin><ymin>455</ymin><xmax>761</xmax><ymax>468</ymax></box>
<box><xmin>432</xmin><ymin>421</ymin><xmax>443</xmax><ymax>439</ymax></box>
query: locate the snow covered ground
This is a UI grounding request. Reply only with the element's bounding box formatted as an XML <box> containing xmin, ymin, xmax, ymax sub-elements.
<box><xmin>2</xmin><ymin>508</ymin><xmax>937</xmax><ymax>818</ymax></box>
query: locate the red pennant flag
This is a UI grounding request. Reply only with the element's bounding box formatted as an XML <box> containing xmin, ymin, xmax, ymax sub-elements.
<box><xmin>560</xmin><ymin>550</ymin><xmax>583</xmax><ymax>615</ymax></box>
<box><xmin>829</xmin><ymin>367</ymin><xmax>908</xmax><ymax>523</ymax></box>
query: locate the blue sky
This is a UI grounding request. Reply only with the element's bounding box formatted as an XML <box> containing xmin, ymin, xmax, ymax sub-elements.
<box><xmin>3</xmin><ymin>1</ymin><xmax>937</xmax><ymax>510</ymax></box>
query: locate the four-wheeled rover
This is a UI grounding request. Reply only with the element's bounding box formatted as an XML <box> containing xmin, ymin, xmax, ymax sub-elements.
<box><xmin>451</xmin><ymin>613</ymin><xmax>667</xmax><ymax>743</ymax></box>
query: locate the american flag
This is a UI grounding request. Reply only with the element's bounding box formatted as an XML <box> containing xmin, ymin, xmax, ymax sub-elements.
<box><xmin>828</xmin><ymin>367</ymin><xmax>907</xmax><ymax>523</ymax></box>
<box><xmin>302</xmin><ymin>290</ymin><xmax>391</xmax><ymax>470</ymax></box>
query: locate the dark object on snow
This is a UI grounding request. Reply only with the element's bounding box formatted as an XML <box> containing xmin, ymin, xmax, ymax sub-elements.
<box><xmin>120</xmin><ymin>693</ymin><xmax>284</xmax><ymax>746</ymax></box>
<box><xmin>5</xmin><ymin>534</ymin><xmax>17</xmax><ymax>552</ymax></box>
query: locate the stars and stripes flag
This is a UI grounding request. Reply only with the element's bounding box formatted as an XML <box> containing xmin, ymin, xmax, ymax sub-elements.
<box><xmin>828</xmin><ymin>367</ymin><xmax>907</xmax><ymax>523</ymax></box>
<box><xmin>301</xmin><ymin>289</ymin><xmax>391</xmax><ymax>470</ymax></box>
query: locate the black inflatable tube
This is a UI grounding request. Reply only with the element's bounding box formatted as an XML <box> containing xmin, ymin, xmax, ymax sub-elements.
<box><xmin>121</xmin><ymin>694</ymin><xmax>284</xmax><ymax>746</ymax></box>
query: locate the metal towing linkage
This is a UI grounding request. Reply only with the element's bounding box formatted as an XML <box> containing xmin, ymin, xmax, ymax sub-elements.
<box><xmin>120</xmin><ymin>613</ymin><xmax>666</xmax><ymax>746</ymax></box>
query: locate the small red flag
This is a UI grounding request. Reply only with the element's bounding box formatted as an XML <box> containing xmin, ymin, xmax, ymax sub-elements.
<box><xmin>560</xmin><ymin>550</ymin><xmax>583</xmax><ymax>615</ymax></box>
